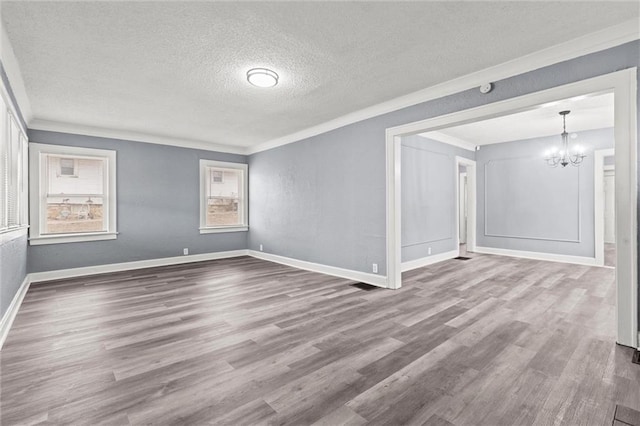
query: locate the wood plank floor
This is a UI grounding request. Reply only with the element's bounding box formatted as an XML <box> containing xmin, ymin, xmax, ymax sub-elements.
<box><xmin>2</xmin><ymin>254</ymin><xmax>639</xmax><ymax>425</ymax></box>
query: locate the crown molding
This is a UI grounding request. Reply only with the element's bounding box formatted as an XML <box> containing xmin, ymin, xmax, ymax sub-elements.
<box><xmin>28</xmin><ymin>119</ymin><xmax>248</xmax><ymax>155</ymax></box>
<box><xmin>247</xmin><ymin>19</ymin><xmax>639</xmax><ymax>155</ymax></box>
<box><xmin>10</xmin><ymin>19</ymin><xmax>639</xmax><ymax>157</ymax></box>
<box><xmin>1</xmin><ymin>25</ymin><xmax>33</xmax><ymax>124</ymax></box>
<box><xmin>419</xmin><ymin>131</ymin><xmax>476</xmax><ymax>151</ymax></box>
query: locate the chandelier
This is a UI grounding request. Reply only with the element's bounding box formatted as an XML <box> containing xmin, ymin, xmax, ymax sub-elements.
<box><xmin>544</xmin><ymin>110</ymin><xmax>586</xmax><ymax>167</ymax></box>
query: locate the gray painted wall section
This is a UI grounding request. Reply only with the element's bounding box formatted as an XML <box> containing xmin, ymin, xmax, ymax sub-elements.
<box><xmin>248</xmin><ymin>129</ymin><xmax>386</xmax><ymax>273</ymax></box>
<box><xmin>0</xmin><ymin>235</ymin><xmax>27</xmax><ymax>319</ymax></box>
<box><xmin>401</xmin><ymin>135</ymin><xmax>474</xmax><ymax>262</ymax></box>
<box><xmin>27</xmin><ymin>130</ymin><xmax>248</xmax><ymax>273</ymax></box>
<box><xmin>476</xmin><ymin>127</ymin><xmax>614</xmax><ymax>257</ymax></box>
<box><xmin>249</xmin><ymin>40</ymin><xmax>639</xmax><ymax>278</ymax></box>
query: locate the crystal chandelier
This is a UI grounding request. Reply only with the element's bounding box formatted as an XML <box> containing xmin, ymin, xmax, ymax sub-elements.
<box><xmin>544</xmin><ymin>110</ymin><xmax>586</xmax><ymax>167</ymax></box>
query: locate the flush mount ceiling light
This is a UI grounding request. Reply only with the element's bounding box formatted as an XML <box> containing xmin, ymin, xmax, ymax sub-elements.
<box><xmin>246</xmin><ymin>68</ymin><xmax>279</xmax><ymax>88</ymax></box>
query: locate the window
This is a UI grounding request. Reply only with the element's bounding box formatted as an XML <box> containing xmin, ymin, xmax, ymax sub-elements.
<box><xmin>200</xmin><ymin>159</ymin><xmax>248</xmax><ymax>233</ymax></box>
<box><xmin>29</xmin><ymin>143</ymin><xmax>117</xmax><ymax>245</ymax></box>
<box><xmin>0</xmin><ymin>92</ymin><xmax>28</xmax><ymax>237</ymax></box>
<box><xmin>211</xmin><ymin>170</ymin><xmax>224</xmax><ymax>184</ymax></box>
<box><xmin>59</xmin><ymin>158</ymin><xmax>78</xmax><ymax>177</ymax></box>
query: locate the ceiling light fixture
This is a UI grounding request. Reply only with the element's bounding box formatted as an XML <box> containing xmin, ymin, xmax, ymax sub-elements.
<box><xmin>246</xmin><ymin>68</ymin><xmax>279</xmax><ymax>88</ymax></box>
<box><xmin>544</xmin><ymin>110</ymin><xmax>586</xmax><ymax>168</ymax></box>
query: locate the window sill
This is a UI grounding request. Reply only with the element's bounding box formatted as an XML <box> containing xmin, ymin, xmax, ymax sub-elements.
<box><xmin>29</xmin><ymin>232</ymin><xmax>118</xmax><ymax>246</ymax></box>
<box><xmin>0</xmin><ymin>226</ymin><xmax>29</xmax><ymax>244</ymax></box>
<box><xmin>199</xmin><ymin>226</ymin><xmax>248</xmax><ymax>234</ymax></box>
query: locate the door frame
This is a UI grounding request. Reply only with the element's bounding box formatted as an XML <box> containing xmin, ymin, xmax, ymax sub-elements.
<box><xmin>455</xmin><ymin>157</ymin><xmax>476</xmax><ymax>254</ymax></box>
<box><xmin>385</xmin><ymin>68</ymin><xmax>638</xmax><ymax>348</ymax></box>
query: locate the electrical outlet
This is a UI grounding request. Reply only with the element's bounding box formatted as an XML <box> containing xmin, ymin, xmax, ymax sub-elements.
<box><xmin>183</xmin><ymin>248</ymin><xmax>189</xmax><ymax>256</ymax></box>
<box><xmin>428</xmin><ymin>247</ymin><xmax>432</xmax><ymax>255</ymax></box>
<box><xmin>372</xmin><ymin>263</ymin><xmax>378</xmax><ymax>273</ymax></box>
<box><xmin>259</xmin><ymin>244</ymin><xmax>263</xmax><ymax>252</ymax></box>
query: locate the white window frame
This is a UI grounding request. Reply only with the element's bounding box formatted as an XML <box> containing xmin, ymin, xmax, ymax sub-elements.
<box><xmin>0</xmin><ymin>89</ymin><xmax>29</xmax><ymax>243</ymax></box>
<box><xmin>29</xmin><ymin>143</ymin><xmax>117</xmax><ymax>245</ymax></box>
<box><xmin>199</xmin><ymin>159</ymin><xmax>248</xmax><ymax>234</ymax></box>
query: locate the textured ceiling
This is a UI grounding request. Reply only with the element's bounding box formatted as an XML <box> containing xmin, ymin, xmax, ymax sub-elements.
<box><xmin>427</xmin><ymin>92</ymin><xmax>614</xmax><ymax>146</ymax></box>
<box><xmin>1</xmin><ymin>2</ymin><xmax>638</xmax><ymax>149</ymax></box>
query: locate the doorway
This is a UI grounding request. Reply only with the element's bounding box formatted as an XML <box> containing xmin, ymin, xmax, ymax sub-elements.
<box><xmin>595</xmin><ymin>148</ymin><xmax>617</xmax><ymax>268</ymax></box>
<box><xmin>456</xmin><ymin>156</ymin><xmax>476</xmax><ymax>257</ymax></box>
<box><xmin>385</xmin><ymin>69</ymin><xmax>638</xmax><ymax>348</ymax></box>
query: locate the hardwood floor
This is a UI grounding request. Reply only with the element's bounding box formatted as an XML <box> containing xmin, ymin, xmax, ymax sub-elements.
<box><xmin>2</xmin><ymin>254</ymin><xmax>639</xmax><ymax>425</ymax></box>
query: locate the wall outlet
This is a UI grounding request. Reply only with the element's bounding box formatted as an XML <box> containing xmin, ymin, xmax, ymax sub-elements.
<box><xmin>428</xmin><ymin>247</ymin><xmax>432</xmax><ymax>255</ymax></box>
<box><xmin>259</xmin><ymin>244</ymin><xmax>263</xmax><ymax>252</ymax></box>
<box><xmin>372</xmin><ymin>263</ymin><xmax>378</xmax><ymax>273</ymax></box>
<box><xmin>183</xmin><ymin>248</ymin><xmax>189</xmax><ymax>255</ymax></box>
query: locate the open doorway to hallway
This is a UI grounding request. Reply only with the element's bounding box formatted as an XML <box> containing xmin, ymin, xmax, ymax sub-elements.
<box><xmin>387</xmin><ymin>70</ymin><xmax>637</xmax><ymax>348</ymax></box>
<box><xmin>458</xmin><ymin>165</ymin><xmax>468</xmax><ymax>257</ymax></box>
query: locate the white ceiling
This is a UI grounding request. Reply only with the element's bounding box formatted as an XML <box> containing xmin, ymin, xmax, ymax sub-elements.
<box><xmin>0</xmin><ymin>2</ymin><xmax>638</xmax><ymax>151</ymax></box>
<box><xmin>423</xmin><ymin>92</ymin><xmax>614</xmax><ymax>147</ymax></box>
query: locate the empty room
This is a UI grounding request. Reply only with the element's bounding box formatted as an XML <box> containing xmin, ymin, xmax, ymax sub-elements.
<box><xmin>1</xmin><ymin>2</ymin><xmax>639</xmax><ymax>425</ymax></box>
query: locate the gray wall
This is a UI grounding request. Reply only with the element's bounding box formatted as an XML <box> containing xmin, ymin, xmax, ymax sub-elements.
<box><xmin>248</xmin><ymin>130</ymin><xmax>386</xmax><ymax>274</ymax></box>
<box><xmin>401</xmin><ymin>135</ymin><xmax>474</xmax><ymax>262</ymax></box>
<box><xmin>476</xmin><ymin>127</ymin><xmax>614</xmax><ymax>257</ymax></box>
<box><xmin>0</xmin><ymin>60</ymin><xmax>27</xmax><ymax>320</ymax></box>
<box><xmin>27</xmin><ymin>130</ymin><xmax>248</xmax><ymax>273</ymax></box>
<box><xmin>248</xmin><ymin>40</ymin><xmax>639</xmax><ymax>277</ymax></box>
<box><xmin>0</xmin><ymin>235</ymin><xmax>27</xmax><ymax>319</ymax></box>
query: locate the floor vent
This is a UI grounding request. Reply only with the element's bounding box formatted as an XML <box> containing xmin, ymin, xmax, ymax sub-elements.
<box><xmin>454</xmin><ymin>256</ymin><xmax>472</xmax><ymax>261</ymax></box>
<box><xmin>350</xmin><ymin>283</ymin><xmax>381</xmax><ymax>291</ymax></box>
<box><xmin>633</xmin><ymin>349</ymin><xmax>640</xmax><ymax>365</ymax></box>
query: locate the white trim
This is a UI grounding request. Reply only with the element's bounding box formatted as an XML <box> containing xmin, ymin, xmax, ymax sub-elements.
<box><xmin>421</xmin><ymin>131</ymin><xmax>476</xmax><ymax>152</ymax></box>
<box><xmin>29</xmin><ymin>249</ymin><xmax>250</xmax><ymax>284</ymax></box>
<box><xmin>29</xmin><ymin>119</ymin><xmax>247</xmax><ymax>155</ymax></box>
<box><xmin>474</xmin><ymin>246</ymin><xmax>598</xmax><ymax>266</ymax></box>
<box><xmin>29</xmin><ymin>143</ymin><xmax>117</xmax><ymax>245</ymax></box>
<box><xmin>248</xmin><ymin>20</ymin><xmax>639</xmax><ymax>155</ymax></box>
<box><xmin>199</xmin><ymin>226</ymin><xmax>248</xmax><ymax>234</ymax></box>
<box><xmin>455</xmin><ymin>157</ymin><xmax>476</xmax><ymax>253</ymax></box>
<box><xmin>385</xmin><ymin>69</ymin><xmax>637</xmax><ymax>348</ymax></box>
<box><xmin>594</xmin><ymin>149</ymin><xmax>615</xmax><ymax>267</ymax></box>
<box><xmin>29</xmin><ymin>232</ymin><xmax>118</xmax><ymax>245</ymax></box>
<box><xmin>0</xmin><ymin>275</ymin><xmax>30</xmax><ymax>350</ymax></box>
<box><xmin>386</xmin><ymin>134</ymin><xmax>402</xmax><ymax>289</ymax></box>
<box><xmin>401</xmin><ymin>250</ymin><xmax>459</xmax><ymax>272</ymax></box>
<box><xmin>0</xmin><ymin>225</ymin><xmax>27</xmax><ymax>244</ymax></box>
<box><xmin>248</xmin><ymin>250</ymin><xmax>388</xmax><ymax>288</ymax></box>
<box><xmin>614</xmin><ymin>68</ymin><xmax>638</xmax><ymax>349</ymax></box>
<box><xmin>0</xmin><ymin>25</ymin><xmax>33</xmax><ymax>125</ymax></box>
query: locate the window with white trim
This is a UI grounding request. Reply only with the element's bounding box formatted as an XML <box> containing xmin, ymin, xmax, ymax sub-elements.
<box><xmin>200</xmin><ymin>159</ymin><xmax>248</xmax><ymax>233</ymax></box>
<box><xmin>29</xmin><ymin>143</ymin><xmax>117</xmax><ymax>245</ymax></box>
<box><xmin>0</xmin><ymin>92</ymin><xmax>28</xmax><ymax>236</ymax></box>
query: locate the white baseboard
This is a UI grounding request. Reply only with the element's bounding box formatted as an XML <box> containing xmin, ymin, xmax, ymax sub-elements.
<box><xmin>1</xmin><ymin>249</ymin><xmax>389</xmax><ymax>350</ymax></box>
<box><xmin>0</xmin><ymin>275</ymin><xmax>30</xmax><ymax>350</ymax></box>
<box><xmin>401</xmin><ymin>250</ymin><xmax>459</xmax><ymax>272</ymax></box>
<box><xmin>29</xmin><ymin>249</ymin><xmax>250</xmax><ymax>284</ymax></box>
<box><xmin>248</xmin><ymin>250</ymin><xmax>388</xmax><ymax>288</ymax></box>
<box><xmin>474</xmin><ymin>246</ymin><xmax>598</xmax><ymax>266</ymax></box>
